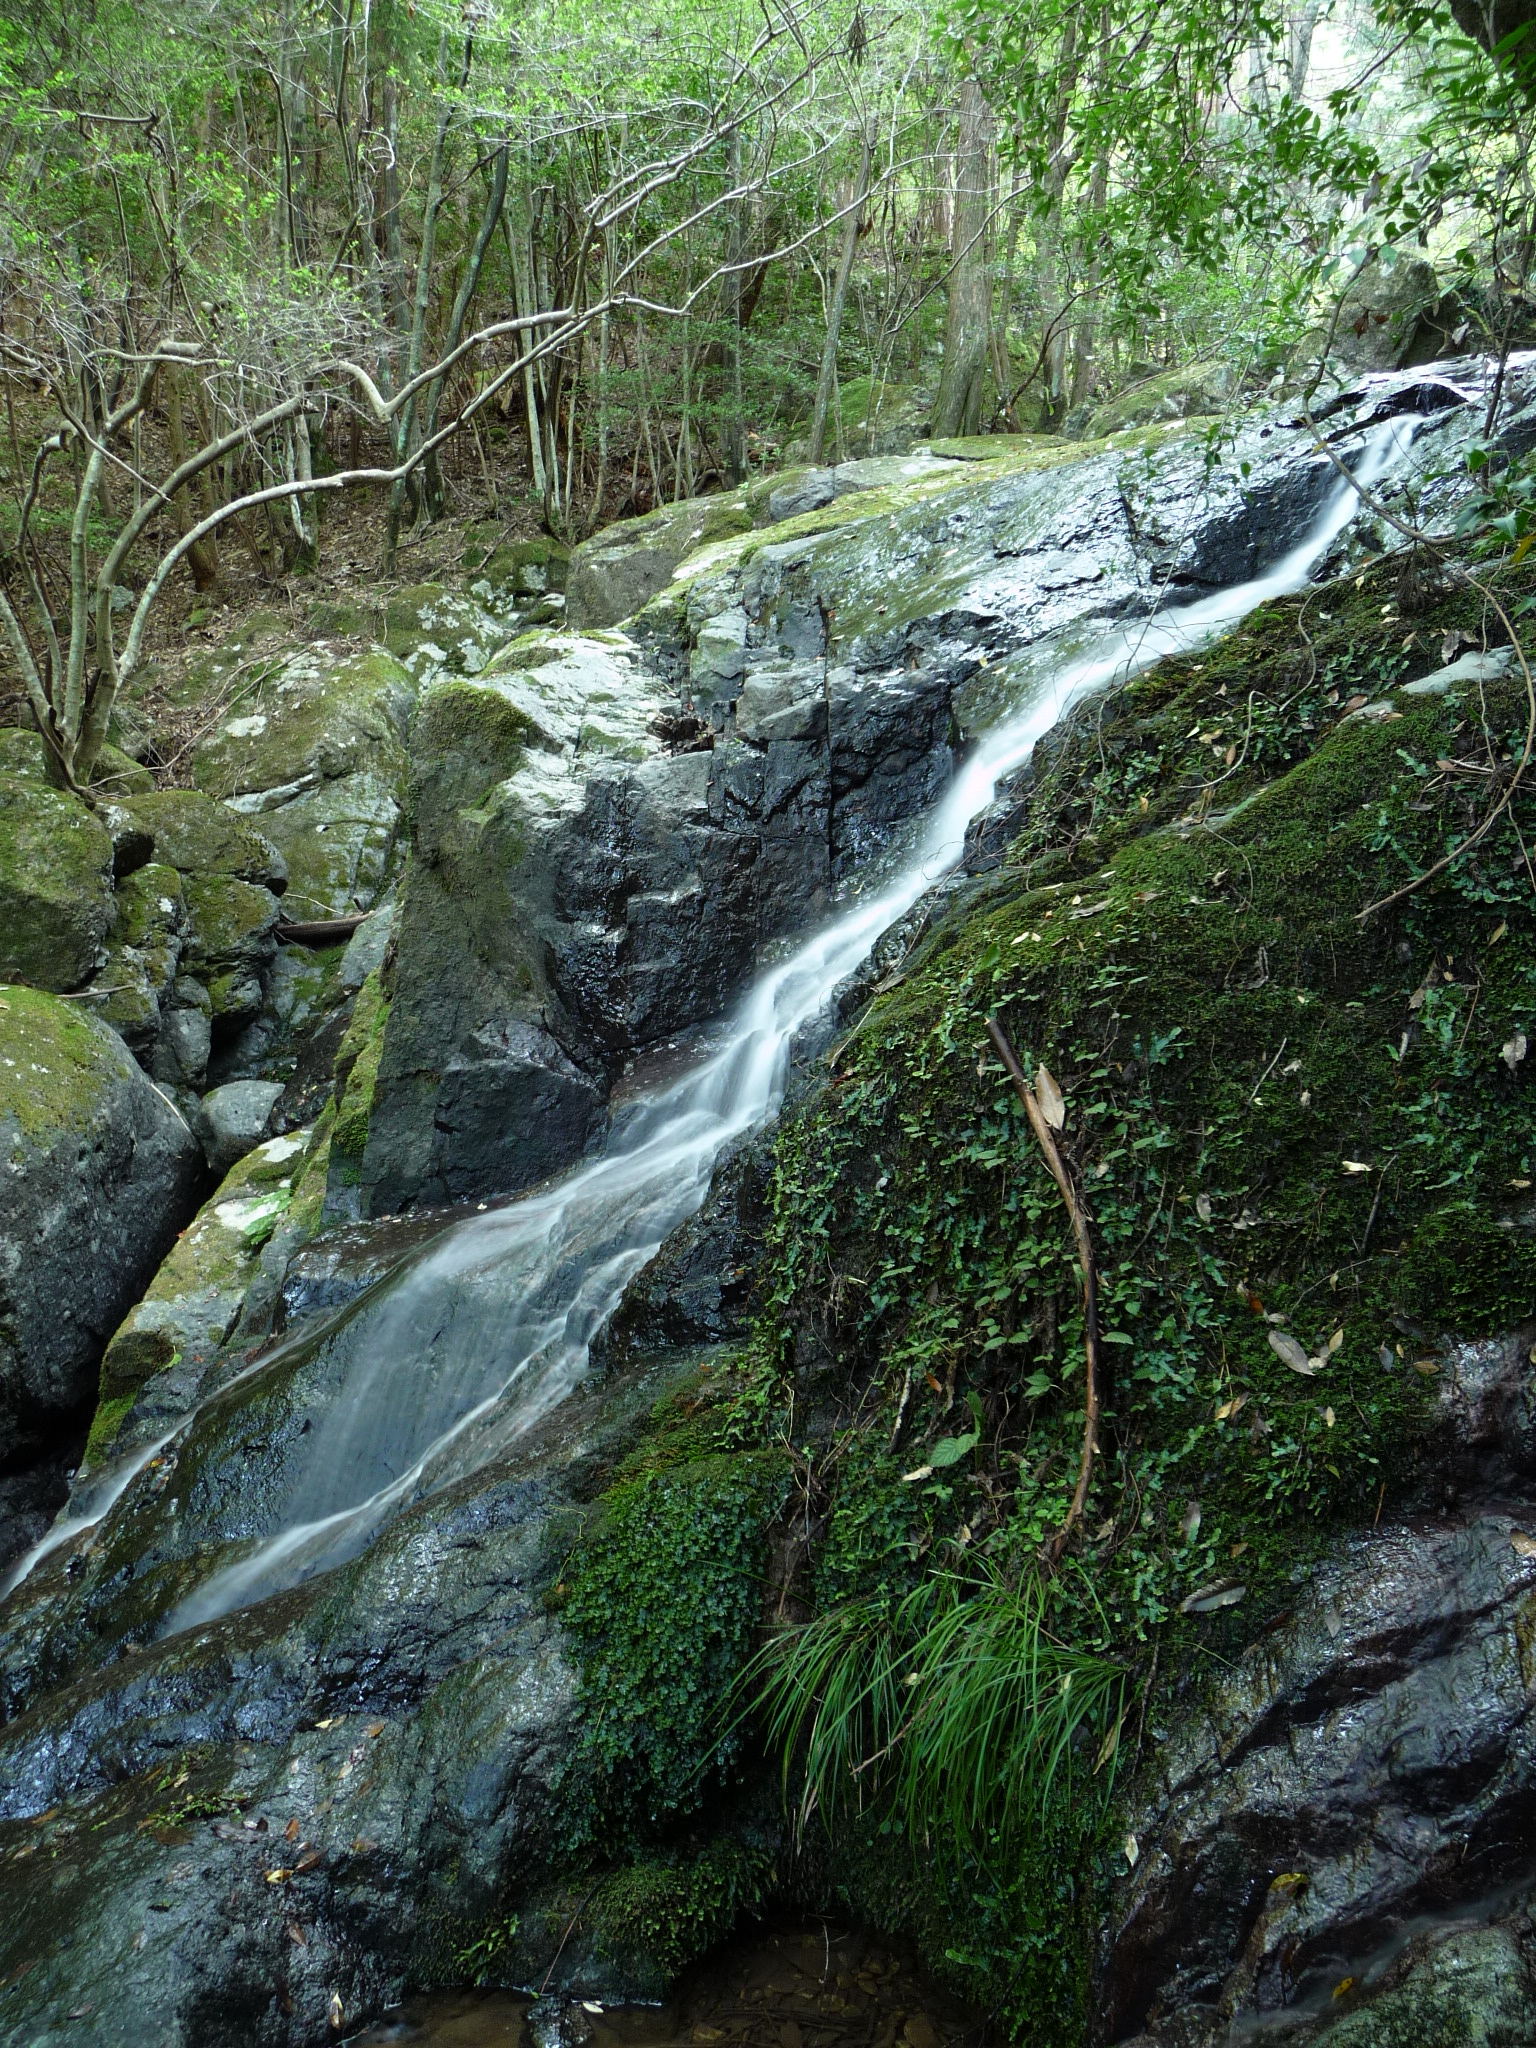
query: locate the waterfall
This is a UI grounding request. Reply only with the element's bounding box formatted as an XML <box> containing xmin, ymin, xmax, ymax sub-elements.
<box><xmin>1</xmin><ymin>421</ymin><xmax>1408</xmax><ymax>1628</ymax></box>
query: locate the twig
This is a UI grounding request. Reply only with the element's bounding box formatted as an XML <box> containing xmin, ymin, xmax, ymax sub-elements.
<box><xmin>987</xmin><ymin>1015</ymin><xmax>1101</xmax><ymax>1565</ymax></box>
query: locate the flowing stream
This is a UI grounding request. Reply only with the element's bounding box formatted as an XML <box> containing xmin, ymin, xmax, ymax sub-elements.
<box><xmin>3</xmin><ymin>421</ymin><xmax>1407</xmax><ymax>1630</ymax></box>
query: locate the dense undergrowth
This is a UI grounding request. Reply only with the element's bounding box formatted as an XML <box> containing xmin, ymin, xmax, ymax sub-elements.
<box><xmin>554</xmin><ymin>545</ymin><xmax>1536</xmax><ymax>2039</ymax></box>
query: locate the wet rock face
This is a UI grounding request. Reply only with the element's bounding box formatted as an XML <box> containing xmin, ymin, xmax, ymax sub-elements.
<box><xmin>0</xmin><ymin>989</ymin><xmax>204</xmax><ymax>1467</ymax></box>
<box><xmin>0</xmin><ymin>1356</ymin><xmax>684</xmax><ymax>2048</ymax></box>
<box><xmin>1101</xmin><ymin>1333</ymin><xmax>1536</xmax><ymax>2047</ymax></box>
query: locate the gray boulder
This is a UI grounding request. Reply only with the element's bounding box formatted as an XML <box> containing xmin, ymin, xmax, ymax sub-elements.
<box><xmin>0</xmin><ymin>987</ymin><xmax>203</xmax><ymax>1463</ymax></box>
<box><xmin>195</xmin><ymin>1078</ymin><xmax>285</xmax><ymax>1174</ymax></box>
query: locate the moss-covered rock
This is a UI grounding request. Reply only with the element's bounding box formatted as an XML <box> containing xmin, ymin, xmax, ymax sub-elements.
<box><xmin>79</xmin><ymin>861</ymin><xmax>186</xmax><ymax>1053</ymax></box>
<box><xmin>1085</xmin><ymin>358</ymin><xmax>1234</xmax><ymax>436</ymax></box>
<box><xmin>0</xmin><ymin>728</ymin><xmax>152</xmax><ymax>795</ymax></box>
<box><xmin>0</xmin><ymin>986</ymin><xmax>203</xmax><ymax>1462</ymax></box>
<box><xmin>324</xmin><ymin>967</ymin><xmax>390</xmax><ymax>1219</ymax></box>
<box><xmin>567</xmin><ymin>496</ymin><xmax>756</xmax><ymax>629</ymax></box>
<box><xmin>0</xmin><ymin>774</ymin><xmax>114</xmax><ymax>991</ymax></box>
<box><xmin>252</xmin><ymin>768</ymin><xmax>401</xmax><ymax>920</ymax></box>
<box><xmin>180</xmin><ymin>873</ymin><xmax>282</xmax><ymax>1024</ymax></box>
<box><xmin>464</xmin><ymin>534</ymin><xmax>571</xmax><ymax>600</ymax></box>
<box><xmin>124</xmin><ymin>787</ymin><xmax>287</xmax><ymax>889</ymax></box>
<box><xmin>190</xmin><ymin>645</ymin><xmax>415</xmax><ymax>802</ymax></box>
<box><xmin>93</xmin><ymin>1119</ymin><xmax>331</xmax><ymax>1449</ymax></box>
<box><xmin>384</xmin><ymin>583</ymin><xmax>510</xmax><ymax>679</ymax></box>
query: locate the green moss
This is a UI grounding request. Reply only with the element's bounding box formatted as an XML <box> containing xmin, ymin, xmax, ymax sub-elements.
<box><xmin>189</xmin><ymin>646</ymin><xmax>414</xmax><ymax>800</ymax></box>
<box><xmin>0</xmin><ymin>775</ymin><xmax>114</xmax><ymax>991</ymax></box>
<box><xmin>82</xmin><ymin>1394</ymin><xmax>135</xmax><ymax>1466</ymax></box>
<box><xmin>125</xmin><ymin>788</ymin><xmax>284</xmax><ymax>884</ymax></box>
<box><xmin>0</xmin><ymin>984</ymin><xmax>135</xmax><ymax>1140</ymax></box>
<box><xmin>330</xmin><ymin>970</ymin><xmax>390</xmax><ymax>1180</ymax></box>
<box><xmin>555</xmin><ymin>1373</ymin><xmax>790</xmax><ymax>1848</ymax></box>
<box><xmin>588</xmin><ymin>1835</ymin><xmax>776</xmax><ymax>1982</ymax></box>
<box><xmin>560</xmin><ymin>1438</ymin><xmax>790</xmax><ymax>1837</ymax></box>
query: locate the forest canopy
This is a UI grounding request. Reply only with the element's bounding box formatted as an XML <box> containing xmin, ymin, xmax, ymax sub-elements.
<box><xmin>0</xmin><ymin>0</ymin><xmax>1530</xmax><ymax>782</ymax></box>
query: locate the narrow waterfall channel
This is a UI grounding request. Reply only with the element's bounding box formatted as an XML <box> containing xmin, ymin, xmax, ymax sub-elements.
<box><xmin>3</xmin><ymin>421</ymin><xmax>1407</xmax><ymax>1632</ymax></box>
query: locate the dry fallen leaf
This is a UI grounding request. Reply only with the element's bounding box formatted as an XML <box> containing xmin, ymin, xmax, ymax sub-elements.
<box><xmin>1181</xmin><ymin>1500</ymin><xmax>1202</xmax><ymax>1542</ymax></box>
<box><xmin>1328</xmin><ymin>1328</ymin><xmax>1344</xmax><ymax>1354</ymax></box>
<box><xmin>284</xmin><ymin>1817</ymin><xmax>301</xmax><ymax>1843</ymax></box>
<box><xmin>1269</xmin><ymin>1329</ymin><xmax>1317</xmax><ymax>1374</ymax></box>
<box><xmin>329</xmin><ymin>1992</ymin><xmax>345</xmax><ymax>2030</ymax></box>
<box><xmin>1411</xmin><ymin>1358</ymin><xmax>1440</xmax><ymax>1376</ymax></box>
<box><xmin>1035</xmin><ymin>1063</ymin><xmax>1066</xmax><ymax>1131</ymax></box>
<box><xmin>1511</xmin><ymin>1531</ymin><xmax>1536</xmax><ymax>1558</ymax></box>
<box><xmin>1123</xmin><ymin>1832</ymin><xmax>1140</xmax><ymax>1868</ymax></box>
<box><xmin>1503</xmin><ymin>1032</ymin><xmax>1528</xmax><ymax>1074</ymax></box>
<box><xmin>1195</xmin><ymin>1192</ymin><xmax>1212</xmax><ymax>1222</ymax></box>
<box><xmin>264</xmin><ymin>1868</ymin><xmax>292</xmax><ymax>1885</ymax></box>
<box><xmin>287</xmin><ymin>1922</ymin><xmax>308</xmax><ymax>1949</ymax></box>
<box><xmin>1215</xmin><ymin>1394</ymin><xmax>1249</xmax><ymax>1422</ymax></box>
<box><xmin>1179</xmin><ymin>1580</ymin><xmax>1247</xmax><ymax>1615</ymax></box>
<box><xmin>1342</xmin><ymin>1159</ymin><xmax>1373</xmax><ymax>1174</ymax></box>
<box><xmin>1323</xmin><ymin>1406</ymin><xmax>1335</xmax><ymax>1428</ymax></box>
<box><xmin>1230</xmin><ymin>1540</ymin><xmax>1249</xmax><ymax>1560</ymax></box>
<box><xmin>366</xmin><ymin>1722</ymin><xmax>385</xmax><ymax>1739</ymax></box>
<box><xmin>901</xmin><ymin>1464</ymin><xmax>934</xmax><ymax>1484</ymax></box>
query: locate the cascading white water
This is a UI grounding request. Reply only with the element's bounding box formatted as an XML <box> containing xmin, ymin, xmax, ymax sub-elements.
<box><xmin>2</xmin><ymin>421</ymin><xmax>1407</xmax><ymax>1627</ymax></box>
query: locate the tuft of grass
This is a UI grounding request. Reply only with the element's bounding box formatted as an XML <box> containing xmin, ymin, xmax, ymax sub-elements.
<box><xmin>745</xmin><ymin>1560</ymin><xmax>1130</xmax><ymax>1867</ymax></box>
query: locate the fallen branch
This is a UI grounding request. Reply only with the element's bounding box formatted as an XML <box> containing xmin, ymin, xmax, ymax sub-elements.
<box><xmin>274</xmin><ymin>913</ymin><xmax>370</xmax><ymax>947</ymax></box>
<box><xmin>987</xmin><ymin>1015</ymin><xmax>1101</xmax><ymax>1564</ymax></box>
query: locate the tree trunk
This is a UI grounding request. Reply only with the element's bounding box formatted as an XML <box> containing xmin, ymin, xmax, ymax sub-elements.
<box><xmin>808</xmin><ymin>129</ymin><xmax>873</xmax><ymax>465</ymax></box>
<box><xmin>166</xmin><ymin>366</ymin><xmax>221</xmax><ymax>591</ymax></box>
<box><xmin>931</xmin><ymin>75</ymin><xmax>993</xmax><ymax>440</ymax></box>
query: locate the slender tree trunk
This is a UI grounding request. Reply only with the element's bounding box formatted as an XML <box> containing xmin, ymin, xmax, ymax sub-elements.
<box><xmin>166</xmin><ymin>365</ymin><xmax>220</xmax><ymax>590</ymax></box>
<box><xmin>724</xmin><ymin>124</ymin><xmax>746</xmax><ymax>482</ymax></box>
<box><xmin>808</xmin><ymin>129</ymin><xmax>873</xmax><ymax>465</ymax></box>
<box><xmin>931</xmin><ymin>75</ymin><xmax>994</xmax><ymax>439</ymax></box>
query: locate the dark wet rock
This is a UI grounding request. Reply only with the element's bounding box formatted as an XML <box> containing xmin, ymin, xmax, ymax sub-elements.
<box><xmin>593</xmin><ymin>1142</ymin><xmax>770</xmax><ymax>1370</ymax></box>
<box><xmin>0</xmin><ymin>989</ymin><xmax>204</xmax><ymax>1467</ymax></box>
<box><xmin>0</xmin><ymin>1439</ymin><xmax>79</xmax><ymax>1580</ymax></box>
<box><xmin>1099</xmin><ymin>1331</ymin><xmax>1536</xmax><ymax>2046</ymax></box>
<box><xmin>0</xmin><ymin>1354</ymin><xmax>700</xmax><ymax>2048</ymax></box>
<box><xmin>278</xmin><ymin>1209</ymin><xmax>457</xmax><ymax>1326</ymax></box>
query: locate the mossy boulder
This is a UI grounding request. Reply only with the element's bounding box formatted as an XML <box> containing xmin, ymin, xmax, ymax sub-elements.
<box><xmin>93</xmin><ymin>1119</ymin><xmax>331</xmax><ymax>1454</ymax></box>
<box><xmin>79</xmin><ymin>861</ymin><xmax>186</xmax><ymax>1054</ymax></box>
<box><xmin>0</xmin><ymin>775</ymin><xmax>114</xmax><ymax>991</ymax></box>
<box><xmin>1085</xmin><ymin>358</ymin><xmax>1234</xmax><ymax>436</ymax></box>
<box><xmin>0</xmin><ymin>986</ymin><xmax>203</xmax><ymax>1463</ymax></box>
<box><xmin>190</xmin><ymin>646</ymin><xmax>415</xmax><ymax>803</ymax></box>
<box><xmin>0</xmin><ymin>728</ymin><xmax>152</xmax><ymax>795</ymax></box>
<box><xmin>465</xmin><ymin>534</ymin><xmax>571</xmax><ymax>601</ymax></box>
<box><xmin>384</xmin><ymin>583</ymin><xmax>510</xmax><ymax>679</ymax></box>
<box><xmin>567</xmin><ymin>496</ymin><xmax>756</xmax><ymax>630</ymax></box>
<box><xmin>124</xmin><ymin>787</ymin><xmax>288</xmax><ymax>890</ymax></box>
<box><xmin>252</xmin><ymin>768</ymin><xmax>402</xmax><ymax>921</ymax></box>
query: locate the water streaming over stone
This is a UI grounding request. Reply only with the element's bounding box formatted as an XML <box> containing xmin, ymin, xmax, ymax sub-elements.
<box><xmin>2</xmin><ymin>420</ymin><xmax>1408</xmax><ymax>1634</ymax></box>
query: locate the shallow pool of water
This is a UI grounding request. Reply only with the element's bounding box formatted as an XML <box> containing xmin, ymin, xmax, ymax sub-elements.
<box><xmin>348</xmin><ymin>1922</ymin><xmax>984</xmax><ymax>2048</ymax></box>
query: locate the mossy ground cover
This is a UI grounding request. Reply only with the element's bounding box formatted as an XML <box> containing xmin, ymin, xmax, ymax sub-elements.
<box><xmin>558</xmin><ymin>548</ymin><xmax>1536</xmax><ymax>2039</ymax></box>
